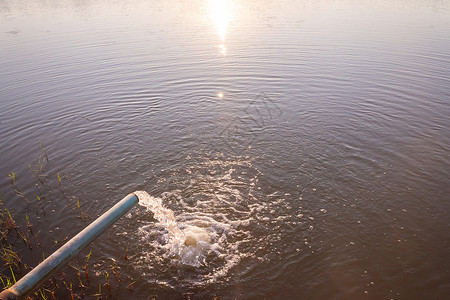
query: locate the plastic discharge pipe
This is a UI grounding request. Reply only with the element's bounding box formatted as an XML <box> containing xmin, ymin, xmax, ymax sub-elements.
<box><xmin>0</xmin><ymin>193</ymin><xmax>139</xmax><ymax>300</ymax></box>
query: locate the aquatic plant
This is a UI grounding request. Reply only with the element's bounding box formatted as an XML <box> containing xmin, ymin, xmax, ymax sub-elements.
<box><xmin>8</xmin><ymin>173</ymin><xmax>16</xmax><ymax>185</ymax></box>
<box><xmin>111</xmin><ymin>265</ymin><xmax>120</xmax><ymax>285</ymax></box>
<box><xmin>85</xmin><ymin>250</ymin><xmax>91</xmax><ymax>282</ymax></box>
<box><xmin>1</xmin><ymin>247</ymin><xmax>21</xmax><ymax>270</ymax></box>
<box><xmin>42</xmin><ymin>145</ymin><xmax>49</xmax><ymax>163</ymax></box>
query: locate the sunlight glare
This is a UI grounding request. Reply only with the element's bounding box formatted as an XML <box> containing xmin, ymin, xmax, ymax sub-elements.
<box><xmin>219</xmin><ymin>44</ymin><xmax>227</xmax><ymax>55</ymax></box>
<box><xmin>208</xmin><ymin>0</ymin><xmax>234</xmax><ymax>43</ymax></box>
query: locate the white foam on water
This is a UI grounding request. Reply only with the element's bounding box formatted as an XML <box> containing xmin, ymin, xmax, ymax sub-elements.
<box><xmin>134</xmin><ymin>190</ymin><xmax>247</xmax><ymax>280</ymax></box>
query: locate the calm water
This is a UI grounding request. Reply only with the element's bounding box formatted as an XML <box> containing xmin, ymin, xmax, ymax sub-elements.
<box><xmin>1</xmin><ymin>0</ymin><xmax>450</xmax><ymax>298</ymax></box>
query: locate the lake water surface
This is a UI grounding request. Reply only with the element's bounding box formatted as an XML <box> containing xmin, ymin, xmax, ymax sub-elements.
<box><xmin>1</xmin><ymin>0</ymin><xmax>449</xmax><ymax>299</ymax></box>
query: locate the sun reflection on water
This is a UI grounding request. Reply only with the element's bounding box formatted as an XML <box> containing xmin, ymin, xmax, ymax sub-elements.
<box><xmin>207</xmin><ymin>0</ymin><xmax>235</xmax><ymax>97</ymax></box>
<box><xmin>207</xmin><ymin>0</ymin><xmax>235</xmax><ymax>54</ymax></box>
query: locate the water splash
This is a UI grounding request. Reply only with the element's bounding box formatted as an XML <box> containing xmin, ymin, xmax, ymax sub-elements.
<box><xmin>131</xmin><ymin>155</ymin><xmax>279</xmax><ymax>286</ymax></box>
<box><xmin>135</xmin><ymin>190</ymin><xmax>184</xmax><ymax>244</ymax></box>
<box><xmin>135</xmin><ymin>190</ymin><xmax>213</xmax><ymax>267</ymax></box>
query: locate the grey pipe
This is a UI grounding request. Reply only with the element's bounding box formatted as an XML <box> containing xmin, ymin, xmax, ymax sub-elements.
<box><xmin>0</xmin><ymin>193</ymin><xmax>139</xmax><ymax>300</ymax></box>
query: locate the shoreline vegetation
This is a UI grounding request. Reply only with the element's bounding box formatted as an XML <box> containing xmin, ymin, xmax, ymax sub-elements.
<box><xmin>1</xmin><ymin>148</ymin><xmax>137</xmax><ymax>299</ymax></box>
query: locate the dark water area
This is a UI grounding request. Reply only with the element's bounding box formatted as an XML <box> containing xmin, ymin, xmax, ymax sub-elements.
<box><xmin>1</xmin><ymin>0</ymin><xmax>449</xmax><ymax>299</ymax></box>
